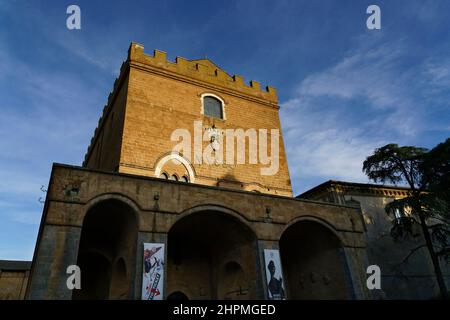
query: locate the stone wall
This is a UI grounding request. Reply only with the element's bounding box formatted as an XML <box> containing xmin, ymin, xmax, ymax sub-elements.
<box><xmin>26</xmin><ymin>164</ymin><xmax>371</xmax><ymax>300</ymax></box>
<box><xmin>83</xmin><ymin>43</ymin><xmax>292</xmax><ymax>196</ymax></box>
<box><xmin>0</xmin><ymin>260</ymin><xmax>30</xmax><ymax>300</ymax></box>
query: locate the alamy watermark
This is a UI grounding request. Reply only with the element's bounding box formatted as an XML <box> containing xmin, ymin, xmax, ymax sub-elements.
<box><xmin>66</xmin><ymin>5</ymin><xmax>81</xmax><ymax>30</ymax></box>
<box><xmin>170</xmin><ymin>121</ymin><xmax>280</xmax><ymax>176</ymax></box>
<box><xmin>366</xmin><ymin>265</ymin><xmax>381</xmax><ymax>290</ymax></box>
<box><xmin>366</xmin><ymin>5</ymin><xmax>381</xmax><ymax>30</ymax></box>
<box><xmin>66</xmin><ymin>265</ymin><xmax>81</xmax><ymax>290</ymax></box>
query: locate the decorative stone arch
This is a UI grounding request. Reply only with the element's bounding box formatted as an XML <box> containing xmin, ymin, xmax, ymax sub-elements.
<box><xmin>154</xmin><ymin>153</ymin><xmax>196</xmax><ymax>183</ymax></box>
<box><xmin>280</xmin><ymin>215</ymin><xmax>344</xmax><ymax>244</ymax></box>
<box><xmin>159</xmin><ymin>171</ymin><xmax>169</xmax><ymax>179</ymax></box>
<box><xmin>200</xmin><ymin>92</ymin><xmax>227</xmax><ymax>120</ymax></box>
<box><xmin>173</xmin><ymin>204</ymin><xmax>256</xmax><ymax>236</ymax></box>
<box><xmin>166</xmin><ymin>204</ymin><xmax>259</xmax><ymax>299</ymax></box>
<box><xmin>82</xmin><ymin>192</ymin><xmax>142</xmax><ymax>229</ymax></box>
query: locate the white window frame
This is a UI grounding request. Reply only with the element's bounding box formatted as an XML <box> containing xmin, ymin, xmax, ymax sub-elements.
<box><xmin>154</xmin><ymin>153</ymin><xmax>195</xmax><ymax>183</ymax></box>
<box><xmin>201</xmin><ymin>93</ymin><xmax>226</xmax><ymax>120</ymax></box>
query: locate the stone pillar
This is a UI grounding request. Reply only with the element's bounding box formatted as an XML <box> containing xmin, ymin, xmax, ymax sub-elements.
<box><xmin>342</xmin><ymin>246</ymin><xmax>372</xmax><ymax>299</ymax></box>
<box><xmin>27</xmin><ymin>225</ymin><xmax>82</xmax><ymax>300</ymax></box>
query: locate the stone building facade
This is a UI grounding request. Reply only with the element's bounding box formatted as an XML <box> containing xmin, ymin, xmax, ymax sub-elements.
<box><xmin>23</xmin><ymin>43</ymin><xmax>371</xmax><ymax>300</ymax></box>
<box><xmin>82</xmin><ymin>43</ymin><xmax>292</xmax><ymax>196</ymax></box>
<box><xmin>299</xmin><ymin>180</ymin><xmax>450</xmax><ymax>299</ymax></box>
<box><xmin>0</xmin><ymin>260</ymin><xmax>30</xmax><ymax>299</ymax></box>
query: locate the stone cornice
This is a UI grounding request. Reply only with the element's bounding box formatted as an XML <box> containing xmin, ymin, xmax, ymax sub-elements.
<box><xmin>299</xmin><ymin>180</ymin><xmax>413</xmax><ymax>199</ymax></box>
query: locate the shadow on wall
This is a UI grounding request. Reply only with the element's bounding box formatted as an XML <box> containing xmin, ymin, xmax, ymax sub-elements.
<box><xmin>217</xmin><ymin>172</ymin><xmax>242</xmax><ymax>189</ymax></box>
<box><xmin>279</xmin><ymin>220</ymin><xmax>353</xmax><ymax>299</ymax></box>
<box><xmin>166</xmin><ymin>210</ymin><xmax>259</xmax><ymax>300</ymax></box>
<box><xmin>73</xmin><ymin>199</ymin><xmax>138</xmax><ymax>300</ymax></box>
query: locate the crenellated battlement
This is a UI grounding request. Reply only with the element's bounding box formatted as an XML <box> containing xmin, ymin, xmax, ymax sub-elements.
<box><xmin>128</xmin><ymin>42</ymin><xmax>278</xmax><ymax>103</ymax></box>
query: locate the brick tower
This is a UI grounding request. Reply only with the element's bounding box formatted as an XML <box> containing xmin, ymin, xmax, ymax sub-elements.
<box><xmin>83</xmin><ymin>43</ymin><xmax>292</xmax><ymax>196</ymax></box>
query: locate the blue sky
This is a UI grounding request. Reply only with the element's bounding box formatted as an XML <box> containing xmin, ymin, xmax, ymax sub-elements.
<box><xmin>0</xmin><ymin>0</ymin><xmax>449</xmax><ymax>260</ymax></box>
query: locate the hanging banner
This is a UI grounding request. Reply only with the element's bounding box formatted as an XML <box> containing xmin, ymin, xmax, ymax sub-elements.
<box><xmin>264</xmin><ymin>249</ymin><xmax>286</xmax><ymax>300</ymax></box>
<box><xmin>142</xmin><ymin>243</ymin><xmax>165</xmax><ymax>300</ymax></box>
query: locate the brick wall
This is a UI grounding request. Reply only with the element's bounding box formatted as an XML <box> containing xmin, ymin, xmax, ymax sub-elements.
<box><xmin>0</xmin><ymin>261</ymin><xmax>30</xmax><ymax>300</ymax></box>
<box><xmin>83</xmin><ymin>43</ymin><xmax>292</xmax><ymax>196</ymax></box>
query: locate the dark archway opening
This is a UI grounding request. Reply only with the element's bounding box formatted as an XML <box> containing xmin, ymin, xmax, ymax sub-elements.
<box><xmin>73</xmin><ymin>199</ymin><xmax>138</xmax><ymax>300</ymax></box>
<box><xmin>167</xmin><ymin>211</ymin><xmax>258</xmax><ymax>299</ymax></box>
<box><xmin>280</xmin><ymin>220</ymin><xmax>352</xmax><ymax>299</ymax></box>
<box><xmin>167</xmin><ymin>291</ymin><xmax>189</xmax><ymax>301</ymax></box>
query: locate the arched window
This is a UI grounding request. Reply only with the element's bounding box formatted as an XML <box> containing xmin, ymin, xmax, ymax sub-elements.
<box><xmin>154</xmin><ymin>153</ymin><xmax>196</xmax><ymax>183</ymax></box>
<box><xmin>180</xmin><ymin>176</ymin><xmax>189</xmax><ymax>183</ymax></box>
<box><xmin>159</xmin><ymin>172</ymin><xmax>168</xmax><ymax>179</ymax></box>
<box><xmin>169</xmin><ymin>174</ymin><xmax>179</xmax><ymax>181</ymax></box>
<box><xmin>203</xmin><ymin>95</ymin><xmax>224</xmax><ymax>119</ymax></box>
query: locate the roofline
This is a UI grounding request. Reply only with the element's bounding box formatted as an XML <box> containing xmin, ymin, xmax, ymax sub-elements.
<box><xmin>0</xmin><ymin>260</ymin><xmax>32</xmax><ymax>271</ymax></box>
<box><xmin>297</xmin><ymin>179</ymin><xmax>411</xmax><ymax>198</ymax></box>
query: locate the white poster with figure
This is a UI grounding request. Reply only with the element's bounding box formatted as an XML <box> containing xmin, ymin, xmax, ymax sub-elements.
<box><xmin>264</xmin><ymin>249</ymin><xmax>286</xmax><ymax>300</ymax></box>
<box><xmin>142</xmin><ymin>243</ymin><xmax>165</xmax><ymax>300</ymax></box>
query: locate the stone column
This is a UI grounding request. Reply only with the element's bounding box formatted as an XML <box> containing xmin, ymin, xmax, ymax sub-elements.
<box><xmin>27</xmin><ymin>225</ymin><xmax>82</xmax><ymax>300</ymax></box>
<box><xmin>342</xmin><ymin>246</ymin><xmax>372</xmax><ymax>299</ymax></box>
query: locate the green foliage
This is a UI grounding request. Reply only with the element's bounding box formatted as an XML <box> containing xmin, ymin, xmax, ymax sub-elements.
<box><xmin>364</xmin><ymin>139</ymin><xmax>450</xmax><ymax>298</ymax></box>
<box><xmin>421</xmin><ymin>138</ymin><xmax>450</xmax><ymax>202</ymax></box>
<box><xmin>364</xmin><ymin>139</ymin><xmax>450</xmax><ymax>261</ymax></box>
<box><xmin>362</xmin><ymin>144</ymin><xmax>428</xmax><ymax>188</ymax></box>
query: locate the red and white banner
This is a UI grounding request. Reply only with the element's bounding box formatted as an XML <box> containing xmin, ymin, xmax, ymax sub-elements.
<box><xmin>141</xmin><ymin>243</ymin><xmax>165</xmax><ymax>300</ymax></box>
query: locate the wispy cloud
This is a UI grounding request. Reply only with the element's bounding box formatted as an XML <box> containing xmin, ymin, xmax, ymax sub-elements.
<box><xmin>281</xmin><ymin>34</ymin><xmax>450</xmax><ymax>193</ymax></box>
<box><xmin>423</xmin><ymin>57</ymin><xmax>450</xmax><ymax>90</ymax></box>
<box><xmin>281</xmin><ymin>97</ymin><xmax>385</xmax><ymax>192</ymax></box>
<box><xmin>0</xmin><ymin>4</ymin><xmax>118</xmax><ymax>260</ymax></box>
<box><xmin>1</xmin><ymin>0</ymin><xmax>450</xmax><ymax>261</ymax></box>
